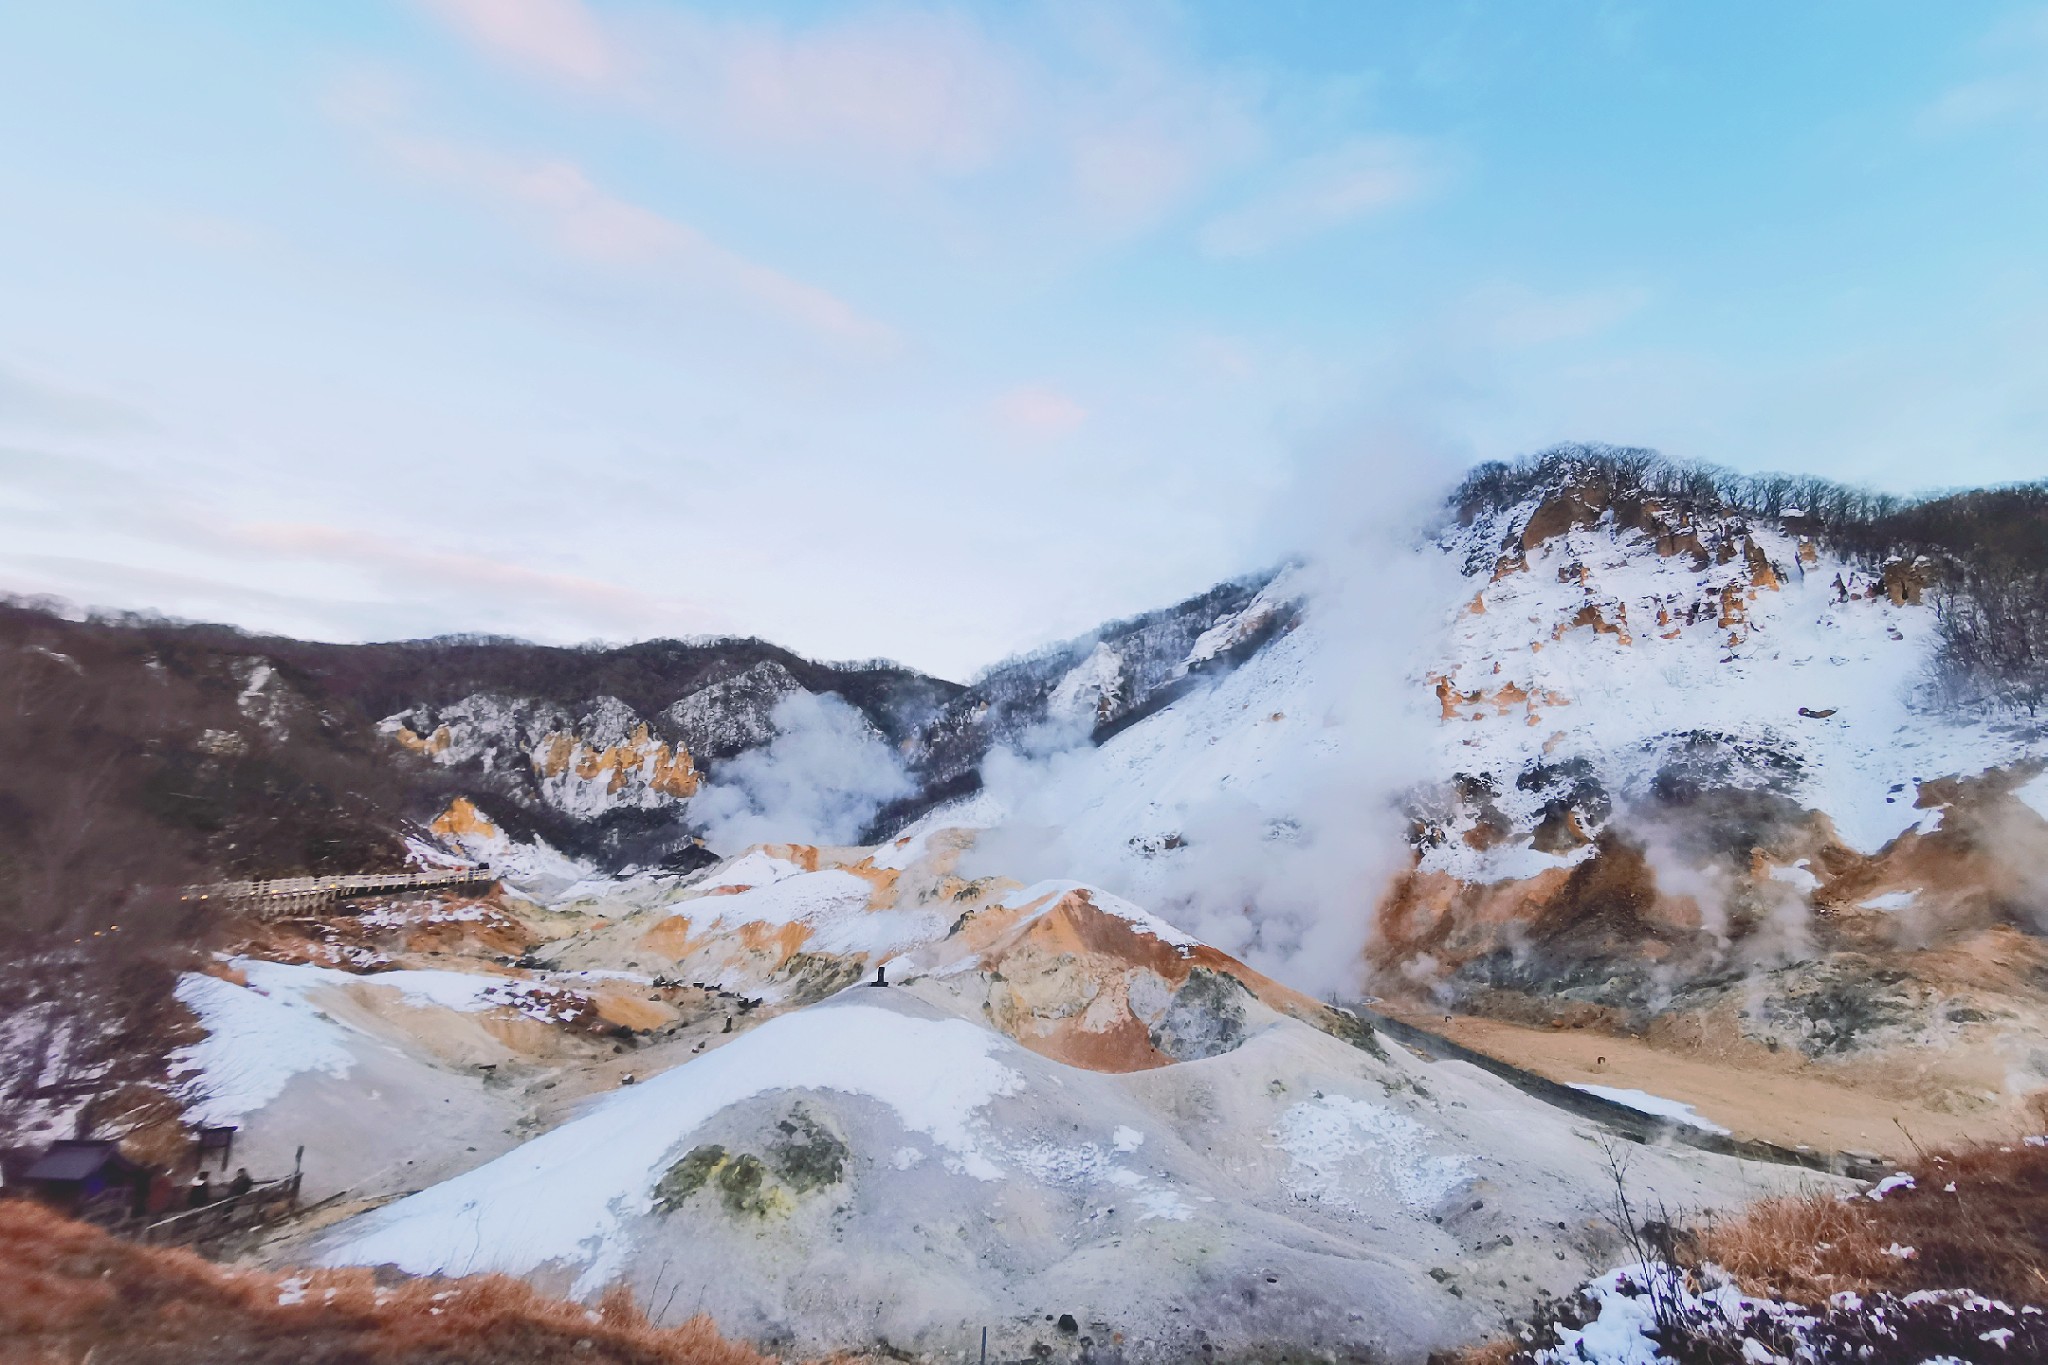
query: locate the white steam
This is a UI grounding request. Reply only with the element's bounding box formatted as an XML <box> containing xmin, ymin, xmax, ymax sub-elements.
<box><xmin>688</xmin><ymin>691</ymin><xmax>912</xmax><ymax>854</ymax></box>
<box><xmin>959</xmin><ymin>430</ymin><xmax>1466</xmax><ymax>997</ymax></box>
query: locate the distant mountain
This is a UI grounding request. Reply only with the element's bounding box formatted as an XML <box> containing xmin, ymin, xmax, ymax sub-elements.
<box><xmin>0</xmin><ymin>573</ymin><xmax>1294</xmax><ymax>936</ymax></box>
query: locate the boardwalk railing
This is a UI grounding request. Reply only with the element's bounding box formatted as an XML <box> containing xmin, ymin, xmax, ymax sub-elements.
<box><xmin>179</xmin><ymin>868</ymin><xmax>496</xmax><ymax>918</ymax></box>
<box><xmin>140</xmin><ymin>1173</ymin><xmax>302</xmax><ymax>1247</ymax></box>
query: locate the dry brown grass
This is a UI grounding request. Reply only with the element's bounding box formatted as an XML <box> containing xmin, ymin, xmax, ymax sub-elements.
<box><xmin>0</xmin><ymin>1198</ymin><xmax>772</xmax><ymax>1365</ymax></box>
<box><xmin>1449</xmin><ymin>1117</ymin><xmax>2048</xmax><ymax>1364</ymax></box>
<box><xmin>1697</xmin><ymin>1134</ymin><xmax>2048</xmax><ymax>1306</ymax></box>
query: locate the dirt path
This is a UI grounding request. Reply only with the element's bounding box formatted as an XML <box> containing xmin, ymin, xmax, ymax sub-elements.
<box><xmin>1376</xmin><ymin>1006</ymin><xmax>2031</xmax><ymax>1161</ymax></box>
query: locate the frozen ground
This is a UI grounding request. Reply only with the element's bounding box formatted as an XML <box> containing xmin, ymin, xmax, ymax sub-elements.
<box><xmin>163</xmin><ymin>487</ymin><xmax>2048</xmax><ymax>1361</ymax></box>
<box><xmin>1569</xmin><ymin>1085</ymin><xmax>1731</xmax><ymax>1136</ymax></box>
<box><xmin>175</xmin><ymin>960</ymin><xmax>525</xmax><ymax>1201</ymax></box>
<box><xmin>314</xmin><ymin>956</ymin><xmax>1829</xmax><ymax>1363</ymax></box>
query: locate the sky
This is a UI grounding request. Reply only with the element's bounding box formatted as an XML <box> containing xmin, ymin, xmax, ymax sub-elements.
<box><xmin>1</xmin><ymin>2</ymin><xmax>2044</xmax><ymax>679</ymax></box>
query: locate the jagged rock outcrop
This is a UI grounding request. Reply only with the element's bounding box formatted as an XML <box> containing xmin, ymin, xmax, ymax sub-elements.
<box><xmin>659</xmin><ymin>661</ymin><xmax>808</xmax><ymax>764</ymax></box>
<box><xmin>386</xmin><ymin>694</ymin><xmax>701</xmax><ymax>820</ymax></box>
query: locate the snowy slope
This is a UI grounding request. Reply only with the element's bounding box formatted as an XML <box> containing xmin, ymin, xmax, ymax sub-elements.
<box><xmin>922</xmin><ymin>481</ymin><xmax>2044</xmax><ymax>993</ymax></box>
<box><xmin>316</xmin><ymin>960</ymin><xmax>1813</xmax><ymax>1363</ymax></box>
<box><xmin>1427</xmin><ymin>491</ymin><xmax>2028</xmax><ymax>863</ymax></box>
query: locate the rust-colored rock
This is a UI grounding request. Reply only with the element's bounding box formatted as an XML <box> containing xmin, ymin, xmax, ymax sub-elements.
<box><xmin>1881</xmin><ymin>559</ymin><xmax>1929</xmax><ymax>606</ymax></box>
<box><xmin>431</xmin><ymin>796</ymin><xmax>498</xmax><ymax>842</ymax></box>
<box><xmin>1745</xmin><ymin>538</ymin><xmax>1783</xmax><ymax>591</ymax></box>
<box><xmin>1520</xmin><ymin>491</ymin><xmax>1606</xmax><ymax>550</ymax></box>
<box><xmin>393</xmin><ymin>724</ymin><xmax>453</xmax><ymax>756</ymax></box>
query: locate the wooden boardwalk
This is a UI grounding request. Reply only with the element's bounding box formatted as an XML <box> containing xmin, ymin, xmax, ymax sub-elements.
<box><xmin>179</xmin><ymin>868</ymin><xmax>496</xmax><ymax>918</ymax></box>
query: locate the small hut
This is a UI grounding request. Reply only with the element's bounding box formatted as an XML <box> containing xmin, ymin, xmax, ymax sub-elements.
<box><xmin>15</xmin><ymin>1139</ymin><xmax>152</xmax><ymax>1222</ymax></box>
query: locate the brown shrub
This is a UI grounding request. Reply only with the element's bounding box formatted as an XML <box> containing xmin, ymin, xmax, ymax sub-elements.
<box><xmin>1697</xmin><ymin>1135</ymin><xmax>2048</xmax><ymax>1306</ymax></box>
<box><xmin>0</xmin><ymin>1198</ymin><xmax>771</xmax><ymax>1365</ymax></box>
<box><xmin>1452</xmin><ymin>1120</ymin><xmax>2048</xmax><ymax>1363</ymax></box>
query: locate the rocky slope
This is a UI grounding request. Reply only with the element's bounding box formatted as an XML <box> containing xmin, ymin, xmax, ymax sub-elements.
<box><xmin>912</xmin><ymin>449</ymin><xmax>2048</xmax><ymax>1152</ymax></box>
<box><xmin>1375</xmin><ymin>460</ymin><xmax>2048</xmax><ymax>1120</ymax></box>
<box><xmin>21</xmin><ymin>447</ymin><xmax>2048</xmax><ymax>1361</ymax></box>
<box><xmin>171</xmin><ymin>832</ymin><xmax>1815</xmax><ymax>1365</ymax></box>
<box><xmin>0</xmin><ymin>574</ymin><xmax>1286</xmax><ymax>903</ymax></box>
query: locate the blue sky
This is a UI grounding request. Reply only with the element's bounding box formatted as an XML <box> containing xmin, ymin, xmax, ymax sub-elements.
<box><xmin>1</xmin><ymin>1</ymin><xmax>2043</xmax><ymax>677</ymax></box>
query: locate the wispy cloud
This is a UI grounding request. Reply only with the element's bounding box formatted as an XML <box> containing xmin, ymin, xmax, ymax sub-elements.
<box><xmin>334</xmin><ymin>82</ymin><xmax>895</xmax><ymax>348</ymax></box>
<box><xmin>420</xmin><ymin>0</ymin><xmax>1017</xmax><ymax>175</ymax></box>
<box><xmin>0</xmin><ymin>364</ymin><xmax>154</xmax><ymax>436</ymax></box>
<box><xmin>1454</xmin><ymin>283</ymin><xmax>1652</xmax><ymax>349</ymax></box>
<box><xmin>0</xmin><ymin>442</ymin><xmax>733</xmax><ymax>645</ymax></box>
<box><xmin>1050</xmin><ymin>6</ymin><xmax>1264</xmax><ymax>232</ymax></box>
<box><xmin>630</xmin><ymin>6</ymin><xmax>1021</xmax><ymax>176</ymax></box>
<box><xmin>1916</xmin><ymin>6</ymin><xmax>2048</xmax><ymax>136</ymax></box>
<box><xmin>991</xmin><ymin>383</ymin><xmax>1088</xmax><ymax>439</ymax></box>
<box><xmin>418</xmin><ymin>0</ymin><xmax>613</xmax><ymax>84</ymax></box>
<box><xmin>418</xmin><ymin>0</ymin><xmax>1266</xmax><ymax>238</ymax></box>
<box><xmin>1199</xmin><ymin>136</ymin><xmax>1445</xmax><ymax>257</ymax></box>
<box><xmin>217</xmin><ymin>518</ymin><xmax>717</xmax><ymax>634</ymax></box>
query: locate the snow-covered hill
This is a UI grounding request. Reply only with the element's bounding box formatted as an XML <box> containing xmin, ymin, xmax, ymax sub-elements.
<box><xmin>54</xmin><ymin>450</ymin><xmax>2048</xmax><ymax>1363</ymax></box>
<box><xmin>171</xmin><ymin>832</ymin><xmax>1816</xmax><ymax>1364</ymax></box>
<box><xmin>366</xmin><ymin>573</ymin><xmax>1295</xmax><ymax>865</ymax></box>
<box><xmin>823</xmin><ymin>459</ymin><xmax>2048</xmax><ymax>1160</ymax></box>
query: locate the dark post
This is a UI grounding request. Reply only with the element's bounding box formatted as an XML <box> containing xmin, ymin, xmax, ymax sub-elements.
<box><xmin>980</xmin><ymin>1326</ymin><xmax>987</xmax><ymax>1365</ymax></box>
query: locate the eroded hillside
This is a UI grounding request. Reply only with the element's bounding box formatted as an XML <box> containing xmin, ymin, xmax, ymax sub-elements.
<box><xmin>9</xmin><ymin>447</ymin><xmax>2048</xmax><ymax>1364</ymax></box>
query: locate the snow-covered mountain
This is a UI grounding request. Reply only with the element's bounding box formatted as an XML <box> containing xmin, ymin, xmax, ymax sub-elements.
<box><xmin>915</xmin><ymin>453</ymin><xmax>2048</xmax><ymax>1099</ymax></box>
<box><xmin>22</xmin><ymin>447</ymin><xmax>2048</xmax><ymax>1362</ymax></box>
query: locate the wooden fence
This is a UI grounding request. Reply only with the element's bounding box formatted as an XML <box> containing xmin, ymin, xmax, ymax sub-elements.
<box><xmin>139</xmin><ymin>1172</ymin><xmax>303</xmax><ymax>1247</ymax></box>
<box><xmin>179</xmin><ymin>868</ymin><xmax>496</xmax><ymax>918</ymax></box>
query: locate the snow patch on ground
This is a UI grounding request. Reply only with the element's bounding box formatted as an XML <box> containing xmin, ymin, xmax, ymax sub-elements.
<box><xmin>436</xmin><ymin>820</ymin><xmax>602</xmax><ymax>905</ymax></box>
<box><xmin>1271</xmin><ymin>1094</ymin><xmax>1472</xmax><ymax>1213</ymax></box>
<box><xmin>1767</xmin><ymin>861</ymin><xmax>1821</xmax><ymax>893</ymax></box>
<box><xmin>1005</xmin><ymin>1138</ymin><xmax>1193</xmax><ymax>1223</ymax></box>
<box><xmin>690</xmin><ymin>850</ymin><xmax>806</xmax><ymax>893</ymax></box>
<box><xmin>1570</xmin><ymin>1084</ymin><xmax>1732</xmax><ymax>1135</ymax></box>
<box><xmin>804</xmin><ymin>906</ymin><xmax>952</xmax><ymax>957</ymax></box>
<box><xmin>172</xmin><ymin>962</ymin><xmax>361</xmax><ymax>1125</ymax></box>
<box><xmin>2012</xmin><ymin>770</ymin><xmax>2048</xmax><ymax>823</ymax></box>
<box><xmin>1001</xmin><ymin>879</ymin><xmax>1201</xmax><ymax>950</ymax></box>
<box><xmin>1178</xmin><ymin>565</ymin><xmax>1304</xmax><ymax>675</ymax></box>
<box><xmin>1432</xmin><ymin>839</ymin><xmax>1595</xmax><ymax>885</ymax></box>
<box><xmin>866</xmin><ymin>825</ymin><xmax>937</xmax><ymax>872</ymax></box>
<box><xmin>678</xmin><ymin>869</ymin><xmax>873</xmax><ymax>931</ymax></box>
<box><xmin>363</xmin><ymin>970</ymin><xmax>588</xmax><ymax>1024</ymax></box>
<box><xmin>322</xmin><ymin>1002</ymin><xmax>1026</xmax><ymax>1295</ymax></box>
<box><xmin>1535</xmin><ymin>1260</ymin><xmax>2041</xmax><ymax>1365</ymax></box>
<box><xmin>1047</xmin><ymin>641</ymin><xmax>1124</xmax><ymax>722</ymax></box>
<box><xmin>355</xmin><ymin>901</ymin><xmax>494</xmax><ymax>929</ymax></box>
<box><xmin>657</xmin><ymin>867</ymin><xmax>945</xmax><ymax>963</ymax></box>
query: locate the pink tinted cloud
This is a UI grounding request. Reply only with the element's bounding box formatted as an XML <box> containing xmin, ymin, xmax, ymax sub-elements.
<box><xmin>1200</xmin><ymin>136</ymin><xmax>1444</xmax><ymax>257</ymax></box>
<box><xmin>223</xmin><ymin>519</ymin><xmax>724</xmax><ymax>635</ymax></box>
<box><xmin>419</xmin><ymin>0</ymin><xmax>613</xmax><ymax>83</ymax></box>
<box><xmin>352</xmin><ymin>113</ymin><xmax>894</xmax><ymax>347</ymax></box>
<box><xmin>417</xmin><ymin>0</ymin><xmax>1261</xmax><ymax>234</ymax></box>
<box><xmin>992</xmin><ymin>384</ymin><xmax>1088</xmax><ymax>438</ymax></box>
<box><xmin>644</xmin><ymin>8</ymin><xmax>1019</xmax><ymax>174</ymax></box>
<box><xmin>421</xmin><ymin>0</ymin><xmax>1017</xmax><ymax>174</ymax></box>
